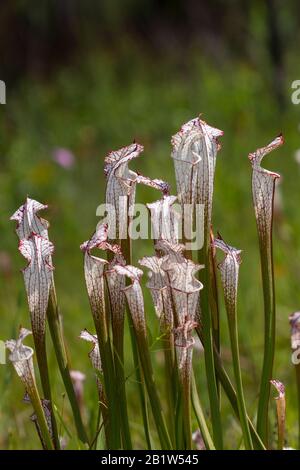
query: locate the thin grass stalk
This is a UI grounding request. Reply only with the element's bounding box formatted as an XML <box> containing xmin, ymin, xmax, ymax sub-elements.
<box><xmin>191</xmin><ymin>372</ymin><xmax>215</xmax><ymax>450</ymax></box>
<box><xmin>90</xmin><ymin>406</ymin><xmax>102</xmax><ymax>450</ymax></box>
<box><xmin>209</xmin><ymin>231</ymin><xmax>221</xmax><ymax>398</ymax></box>
<box><xmin>196</xmin><ymin>328</ymin><xmax>265</xmax><ymax>449</ymax></box>
<box><xmin>32</xmin><ymin>333</ymin><xmax>60</xmax><ymax>448</ymax></box>
<box><xmin>256</xmin><ymin>240</ymin><xmax>276</xmax><ymax>444</ymax></box>
<box><xmin>249</xmin><ymin>135</ymin><xmax>284</xmax><ymax>444</ymax></box>
<box><xmin>151</xmin><ymin>291</ymin><xmax>176</xmax><ymax>446</ymax></box>
<box><xmin>47</xmin><ymin>284</ymin><xmax>88</xmax><ymax>444</ymax></box>
<box><xmin>162</xmin><ymin>330</ymin><xmax>176</xmax><ymax>444</ymax></box>
<box><xmin>177</xmin><ymin>343</ymin><xmax>194</xmax><ymax>449</ymax></box>
<box><xmin>213</xmin><ymin>345</ymin><xmax>265</xmax><ymax>450</ymax></box>
<box><xmin>129</xmin><ymin>306</ymin><xmax>171</xmax><ymax>450</ymax></box>
<box><xmin>88</xmin><ymin>408</ymin><xmax>104</xmax><ymax>450</ymax></box>
<box><xmin>209</xmin><ymin>232</ymin><xmax>220</xmax><ymax>354</ymax></box>
<box><xmin>134</xmin><ymin>330</ymin><xmax>171</xmax><ymax>449</ymax></box>
<box><xmin>128</xmin><ymin>317</ymin><xmax>152</xmax><ymax>449</ymax></box>
<box><xmin>90</xmin><ymin>415</ymin><xmax>106</xmax><ymax>450</ymax></box>
<box><xmin>110</xmin><ymin>321</ymin><xmax>132</xmax><ymax>449</ymax></box>
<box><xmin>175</xmin><ymin>386</ymin><xmax>184</xmax><ymax>449</ymax></box>
<box><xmin>98</xmin><ymin>400</ymin><xmax>109</xmax><ymax>448</ymax></box>
<box><xmin>228</xmin><ymin>320</ymin><xmax>253</xmax><ymax>449</ymax></box>
<box><xmin>103</xmin><ymin>267</ymin><xmax>131</xmax><ymax>449</ymax></box>
<box><xmin>159</xmin><ymin>313</ymin><xmax>177</xmax><ymax>443</ymax></box>
<box><xmin>94</xmin><ymin>312</ymin><xmax>120</xmax><ymax>448</ymax></box>
<box><xmin>93</xmin><ymin>302</ymin><xmax>120</xmax><ymax>449</ymax></box>
<box><xmin>174</xmin><ymin>339</ymin><xmax>193</xmax><ymax>449</ymax></box>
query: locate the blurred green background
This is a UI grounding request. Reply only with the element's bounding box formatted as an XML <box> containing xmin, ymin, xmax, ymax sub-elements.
<box><xmin>0</xmin><ymin>0</ymin><xmax>300</xmax><ymax>449</ymax></box>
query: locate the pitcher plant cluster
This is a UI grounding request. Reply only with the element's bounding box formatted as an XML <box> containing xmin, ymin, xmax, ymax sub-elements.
<box><xmin>5</xmin><ymin>116</ymin><xmax>298</xmax><ymax>450</ymax></box>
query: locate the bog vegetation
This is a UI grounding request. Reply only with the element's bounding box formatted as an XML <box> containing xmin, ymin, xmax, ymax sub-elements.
<box><xmin>4</xmin><ymin>116</ymin><xmax>298</xmax><ymax>450</ymax></box>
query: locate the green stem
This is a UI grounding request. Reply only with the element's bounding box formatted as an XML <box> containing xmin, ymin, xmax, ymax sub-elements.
<box><xmin>209</xmin><ymin>247</ymin><xmax>220</xmax><ymax>354</ymax></box>
<box><xmin>99</xmin><ymin>399</ymin><xmax>109</xmax><ymax>447</ymax></box>
<box><xmin>181</xmin><ymin>359</ymin><xmax>192</xmax><ymax>449</ymax></box>
<box><xmin>105</xmin><ymin>247</ymin><xmax>132</xmax><ymax>449</ymax></box>
<box><xmin>128</xmin><ymin>314</ymin><xmax>152</xmax><ymax>449</ymax></box>
<box><xmin>111</xmin><ymin>320</ymin><xmax>132</xmax><ymax>449</ymax></box>
<box><xmin>28</xmin><ymin>370</ymin><xmax>54</xmax><ymax>450</ymax></box>
<box><xmin>91</xmin><ymin>406</ymin><xmax>101</xmax><ymax>450</ymax></box>
<box><xmin>162</xmin><ymin>332</ymin><xmax>176</xmax><ymax>446</ymax></box>
<box><xmin>256</xmin><ymin>235</ymin><xmax>276</xmax><ymax>446</ymax></box>
<box><xmin>93</xmin><ymin>304</ymin><xmax>120</xmax><ymax>449</ymax></box>
<box><xmin>209</xmin><ymin>236</ymin><xmax>221</xmax><ymax>399</ymax></box>
<box><xmin>198</xmin><ymin>237</ymin><xmax>223</xmax><ymax>449</ymax></box>
<box><xmin>122</xmin><ymin>220</ymin><xmax>152</xmax><ymax>450</ymax></box>
<box><xmin>133</xmin><ymin>330</ymin><xmax>172</xmax><ymax>449</ymax></box>
<box><xmin>191</xmin><ymin>373</ymin><xmax>215</xmax><ymax>450</ymax></box>
<box><xmin>33</xmin><ymin>334</ymin><xmax>60</xmax><ymax>449</ymax></box>
<box><xmin>175</xmin><ymin>387</ymin><xmax>184</xmax><ymax>449</ymax></box>
<box><xmin>47</xmin><ymin>284</ymin><xmax>89</xmax><ymax>445</ymax></box>
<box><xmin>227</xmin><ymin>320</ymin><xmax>253</xmax><ymax>449</ymax></box>
<box><xmin>197</xmin><ymin>328</ymin><xmax>265</xmax><ymax>450</ymax></box>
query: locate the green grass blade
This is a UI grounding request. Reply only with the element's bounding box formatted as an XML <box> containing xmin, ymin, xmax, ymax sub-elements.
<box><xmin>191</xmin><ymin>372</ymin><xmax>215</xmax><ymax>450</ymax></box>
<box><xmin>198</xmin><ymin>240</ymin><xmax>223</xmax><ymax>449</ymax></box>
<box><xmin>47</xmin><ymin>285</ymin><xmax>89</xmax><ymax>444</ymax></box>
<box><xmin>128</xmin><ymin>317</ymin><xmax>152</xmax><ymax>449</ymax></box>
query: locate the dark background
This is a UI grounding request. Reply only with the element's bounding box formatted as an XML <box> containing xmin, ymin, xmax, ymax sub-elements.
<box><xmin>1</xmin><ymin>0</ymin><xmax>298</xmax><ymax>108</ymax></box>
